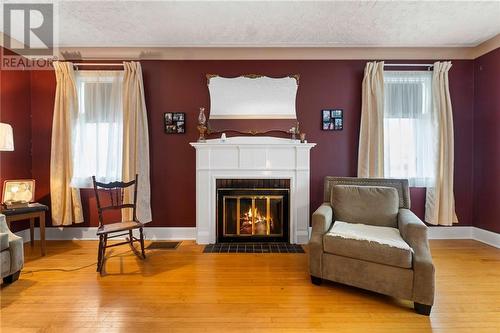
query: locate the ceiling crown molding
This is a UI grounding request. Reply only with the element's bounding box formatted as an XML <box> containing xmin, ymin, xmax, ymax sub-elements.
<box><xmin>56</xmin><ymin>47</ymin><xmax>466</xmax><ymax>61</ymax></box>
<box><xmin>470</xmin><ymin>33</ymin><xmax>500</xmax><ymax>59</ymax></box>
<box><xmin>3</xmin><ymin>34</ymin><xmax>499</xmax><ymax>61</ymax></box>
<box><xmin>56</xmin><ymin>44</ymin><xmax>496</xmax><ymax>61</ymax></box>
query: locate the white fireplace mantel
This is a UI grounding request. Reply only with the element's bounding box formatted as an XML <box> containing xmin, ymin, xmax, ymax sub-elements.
<box><xmin>190</xmin><ymin>136</ymin><xmax>316</xmax><ymax>244</ymax></box>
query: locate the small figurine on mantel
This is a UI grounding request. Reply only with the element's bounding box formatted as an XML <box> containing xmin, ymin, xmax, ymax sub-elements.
<box><xmin>289</xmin><ymin>121</ymin><xmax>301</xmax><ymax>141</ymax></box>
<box><xmin>300</xmin><ymin>132</ymin><xmax>306</xmax><ymax>143</ymax></box>
<box><xmin>197</xmin><ymin>107</ymin><xmax>207</xmax><ymax>142</ymax></box>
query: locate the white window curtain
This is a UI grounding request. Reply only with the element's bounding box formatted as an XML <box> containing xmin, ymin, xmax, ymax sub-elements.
<box><xmin>122</xmin><ymin>62</ymin><xmax>152</xmax><ymax>223</ymax></box>
<box><xmin>426</xmin><ymin>61</ymin><xmax>458</xmax><ymax>226</ymax></box>
<box><xmin>383</xmin><ymin>71</ymin><xmax>436</xmax><ymax>187</ymax></box>
<box><xmin>50</xmin><ymin>61</ymin><xmax>84</xmax><ymax>226</ymax></box>
<box><xmin>358</xmin><ymin>61</ymin><xmax>385</xmax><ymax>177</ymax></box>
<box><xmin>71</xmin><ymin>71</ymin><xmax>124</xmax><ymax>188</ymax></box>
<box><xmin>359</xmin><ymin>61</ymin><xmax>458</xmax><ymax>226</ymax></box>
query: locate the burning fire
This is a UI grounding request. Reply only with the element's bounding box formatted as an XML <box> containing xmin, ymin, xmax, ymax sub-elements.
<box><xmin>241</xmin><ymin>207</ymin><xmax>273</xmax><ymax>235</ymax></box>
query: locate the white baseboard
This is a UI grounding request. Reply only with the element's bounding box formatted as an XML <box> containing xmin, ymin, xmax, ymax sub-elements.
<box><xmin>15</xmin><ymin>227</ymin><xmax>196</xmax><ymax>242</ymax></box>
<box><xmin>14</xmin><ymin>229</ymin><xmax>30</xmax><ymax>242</ymax></box>
<box><xmin>471</xmin><ymin>227</ymin><xmax>500</xmax><ymax>248</ymax></box>
<box><xmin>15</xmin><ymin>226</ymin><xmax>499</xmax><ymax>248</ymax></box>
<box><xmin>428</xmin><ymin>226</ymin><xmax>500</xmax><ymax>248</ymax></box>
<box><xmin>296</xmin><ymin>231</ymin><xmax>310</xmax><ymax>245</ymax></box>
<box><xmin>427</xmin><ymin>226</ymin><xmax>474</xmax><ymax>239</ymax></box>
<box><xmin>305</xmin><ymin>225</ymin><xmax>499</xmax><ymax>249</ymax></box>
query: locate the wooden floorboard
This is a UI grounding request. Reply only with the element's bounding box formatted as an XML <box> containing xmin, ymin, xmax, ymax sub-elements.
<box><xmin>1</xmin><ymin>239</ymin><xmax>500</xmax><ymax>332</ymax></box>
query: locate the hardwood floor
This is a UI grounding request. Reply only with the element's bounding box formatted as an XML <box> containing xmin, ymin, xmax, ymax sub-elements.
<box><xmin>1</xmin><ymin>239</ymin><xmax>500</xmax><ymax>332</ymax></box>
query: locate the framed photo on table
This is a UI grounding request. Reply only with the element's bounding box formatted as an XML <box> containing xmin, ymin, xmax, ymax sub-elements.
<box><xmin>2</xmin><ymin>179</ymin><xmax>35</xmax><ymax>209</ymax></box>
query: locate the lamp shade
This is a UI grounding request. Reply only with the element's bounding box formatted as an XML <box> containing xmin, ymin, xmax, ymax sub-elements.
<box><xmin>0</xmin><ymin>123</ymin><xmax>14</xmax><ymax>151</ymax></box>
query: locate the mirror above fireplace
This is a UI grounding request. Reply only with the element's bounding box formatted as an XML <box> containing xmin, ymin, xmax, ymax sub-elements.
<box><xmin>206</xmin><ymin>74</ymin><xmax>299</xmax><ymax>135</ymax></box>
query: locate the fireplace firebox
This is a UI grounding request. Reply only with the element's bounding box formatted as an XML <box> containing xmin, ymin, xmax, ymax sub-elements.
<box><xmin>216</xmin><ymin>179</ymin><xmax>290</xmax><ymax>243</ymax></box>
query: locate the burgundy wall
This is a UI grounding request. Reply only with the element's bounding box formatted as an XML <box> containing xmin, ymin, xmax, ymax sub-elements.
<box><xmin>26</xmin><ymin>59</ymin><xmax>475</xmax><ymax>228</ymax></box>
<box><xmin>0</xmin><ymin>49</ymin><xmax>33</xmax><ymax>231</ymax></box>
<box><xmin>0</xmin><ymin>66</ymin><xmax>32</xmax><ymax>184</ymax></box>
<box><xmin>473</xmin><ymin>48</ymin><xmax>500</xmax><ymax>233</ymax></box>
<box><xmin>445</xmin><ymin>60</ymin><xmax>475</xmax><ymax>227</ymax></box>
<box><xmin>30</xmin><ymin>70</ymin><xmax>55</xmax><ymax>212</ymax></box>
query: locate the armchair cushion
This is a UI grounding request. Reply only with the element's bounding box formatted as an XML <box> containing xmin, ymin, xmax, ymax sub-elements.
<box><xmin>330</xmin><ymin>185</ymin><xmax>399</xmax><ymax>228</ymax></box>
<box><xmin>324</xmin><ymin>221</ymin><xmax>412</xmax><ymax>269</ymax></box>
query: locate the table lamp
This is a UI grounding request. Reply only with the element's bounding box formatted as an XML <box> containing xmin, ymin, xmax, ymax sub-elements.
<box><xmin>0</xmin><ymin>123</ymin><xmax>14</xmax><ymax>151</ymax></box>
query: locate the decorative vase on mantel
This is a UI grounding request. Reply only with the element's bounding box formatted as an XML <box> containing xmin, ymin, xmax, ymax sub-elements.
<box><xmin>197</xmin><ymin>107</ymin><xmax>207</xmax><ymax>142</ymax></box>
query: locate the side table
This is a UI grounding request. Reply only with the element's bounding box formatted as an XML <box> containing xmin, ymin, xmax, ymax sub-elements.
<box><xmin>1</xmin><ymin>203</ymin><xmax>49</xmax><ymax>256</ymax></box>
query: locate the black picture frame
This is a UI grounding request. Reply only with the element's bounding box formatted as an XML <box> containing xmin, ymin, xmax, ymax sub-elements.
<box><xmin>321</xmin><ymin>109</ymin><xmax>343</xmax><ymax>131</ymax></box>
<box><xmin>164</xmin><ymin>112</ymin><xmax>186</xmax><ymax>134</ymax></box>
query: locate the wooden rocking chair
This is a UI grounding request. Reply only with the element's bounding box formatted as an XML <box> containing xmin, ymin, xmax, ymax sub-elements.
<box><xmin>92</xmin><ymin>174</ymin><xmax>146</xmax><ymax>273</ymax></box>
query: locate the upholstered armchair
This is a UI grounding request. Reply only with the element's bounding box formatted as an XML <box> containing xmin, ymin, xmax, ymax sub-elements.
<box><xmin>1</xmin><ymin>214</ymin><xmax>24</xmax><ymax>284</ymax></box>
<box><xmin>309</xmin><ymin>177</ymin><xmax>435</xmax><ymax>315</ymax></box>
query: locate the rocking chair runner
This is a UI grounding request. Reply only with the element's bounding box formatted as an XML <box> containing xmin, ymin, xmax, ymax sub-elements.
<box><xmin>92</xmin><ymin>174</ymin><xmax>146</xmax><ymax>273</ymax></box>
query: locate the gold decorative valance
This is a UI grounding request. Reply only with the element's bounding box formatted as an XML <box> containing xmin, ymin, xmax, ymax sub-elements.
<box><xmin>206</xmin><ymin>74</ymin><xmax>299</xmax><ymax>85</ymax></box>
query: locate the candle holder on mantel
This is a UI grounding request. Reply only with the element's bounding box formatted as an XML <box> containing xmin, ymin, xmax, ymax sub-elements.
<box><xmin>197</xmin><ymin>107</ymin><xmax>207</xmax><ymax>142</ymax></box>
<box><xmin>289</xmin><ymin>121</ymin><xmax>301</xmax><ymax>140</ymax></box>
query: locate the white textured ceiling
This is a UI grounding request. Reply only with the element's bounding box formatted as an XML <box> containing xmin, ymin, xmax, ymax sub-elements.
<box><xmin>14</xmin><ymin>1</ymin><xmax>500</xmax><ymax>47</ymax></box>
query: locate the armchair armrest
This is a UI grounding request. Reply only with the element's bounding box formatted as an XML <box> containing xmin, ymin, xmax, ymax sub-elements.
<box><xmin>0</xmin><ymin>213</ymin><xmax>22</xmax><ymax>246</ymax></box>
<box><xmin>311</xmin><ymin>203</ymin><xmax>333</xmax><ymax>235</ymax></box>
<box><xmin>398</xmin><ymin>208</ymin><xmax>435</xmax><ymax>306</ymax></box>
<box><xmin>309</xmin><ymin>203</ymin><xmax>333</xmax><ymax>278</ymax></box>
<box><xmin>0</xmin><ymin>214</ymin><xmax>15</xmax><ymax>236</ymax></box>
<box><xmin>0</xmin><ymin>214</ymin><xmax>9</xmax><ymax>234</ymax></box>
<box><xmin>398</xmin><ymin>209</ymin><xmax>427</xmax><ymax>245</ymax></box>
<box><xmin>0</xmin><ymin>214</ymin><xmax>24</xmax><ymax>276</ymax></box>
<box><xmin>0</xmin><ymin>232</ymin><xmax>8</xmax><ymax>251</ymax></box>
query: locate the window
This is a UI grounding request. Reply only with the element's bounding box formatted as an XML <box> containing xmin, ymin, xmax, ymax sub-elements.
<box><xmin>71</xmin><ymin>71</ymin><xmax>124</xmax><ymax>188</ymax></box>
<box><xmin>383</xmin><ymin>71</ymin><xmax>436</xmax><ymax>187</ymax></box>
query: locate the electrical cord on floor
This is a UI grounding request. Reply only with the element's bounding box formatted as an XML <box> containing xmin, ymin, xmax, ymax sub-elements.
<box><xmin>21</xmin><ymin>249</ymin><xmax>137</xmax><ymax>276</ymax></box>
<box><xmin>21</xmin><ymin>262</ymin><xmax>98</xmax><ymax>274</ymax></box>
<box><xmin>20</xmin><ymin>229</ymin><xmax>154</xmax><ymax>276</ymax></box>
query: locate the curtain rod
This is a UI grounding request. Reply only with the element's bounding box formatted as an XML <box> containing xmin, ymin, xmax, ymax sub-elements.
<box><xmin>73</xmin><ymin>63</ymin><xmax>124</xmax><ymax>67</ymax></box>
<box><xmin>384</xmin><ymin>63</ymin><xmax>434</xmax><ymax>67</ymax></box>
<box><xmin>73</xmin><ymin>62</ymin><xmax>435</xmax><ymax>67</ymax></box>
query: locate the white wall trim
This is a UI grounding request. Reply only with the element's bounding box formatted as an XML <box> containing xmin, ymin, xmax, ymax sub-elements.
<box><xmin>56</xmin><ymin>42</ymin><xmax>500</xmax><ymax>61</ymax></box>
<box><xmin>15</xmin><ymin>226</ymin><xmax>499</xmax><ymax>248</ymax></box>
<box><xmin>15</xmin><ymin>227</ymin><xmax>196</xmax><ymax>242</ymax></box>
<box><xmin>14</xmin><ymin>229</ymin><xmax>30</xmax><ymax>242</ymax></box>
<box><xmin>305</xmin><ymin>226</ymin><xmax>499</xmax><ymax>249</ymax></box>
<box><xmin>471</xmin><ymin>227</ymin><xmax>500</xmax><ymax>249</ymax></box>
<box><xmin>428</xmin><ymin>226</ymin><xmax>500</xmax><ymax>248</ymax></box>
<box><xmin>4</xmin><ymin>32</ymin><xmax>498</xmax><ymax>61</ymax></box>
<box><xmin>58</xmin><ymin>46</ymin><xmax>474</xmax><ymax>60</ymax></box>
<box><xmin>427</xmin><ymin>226</ymin><xmax>474</xmax><ymax>239</ymax></box>
<box><xmin>470</xmin><ymin>33</ymin><xmax>500</xmax><ymax>59</ymax></box>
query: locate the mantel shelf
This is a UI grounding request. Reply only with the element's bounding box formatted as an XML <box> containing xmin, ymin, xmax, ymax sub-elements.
<box><xmin>190</xmin><ymin>136</ymin><xmax>316</xmax><ymax>148</ymax></box>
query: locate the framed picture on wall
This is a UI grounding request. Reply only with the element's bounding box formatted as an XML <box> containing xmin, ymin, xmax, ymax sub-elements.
<box><xmin>164</xmin><ymin>112</ymin><xmax>186</xmax><ymax>134</ymax></box>
<box><xmin>321</xmin><ymin>109</ymin><xmax>343</xmax><ymax>131</ymax></box>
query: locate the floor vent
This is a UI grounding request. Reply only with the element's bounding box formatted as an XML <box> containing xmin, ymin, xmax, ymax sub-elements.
<box><xmin>146</xmin><ymin>241</ymin><xmax>181</xmax><ymax>250</ymax></box>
